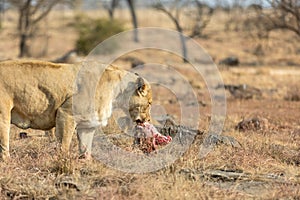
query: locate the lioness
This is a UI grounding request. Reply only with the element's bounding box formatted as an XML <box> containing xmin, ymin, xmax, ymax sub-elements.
<box><xmin>0</xmin><ymin>60</ymin><xmax>152</xmax><ymax>161</ymax></box>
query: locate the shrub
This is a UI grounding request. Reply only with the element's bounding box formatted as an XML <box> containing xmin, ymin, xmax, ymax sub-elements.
<box><xmin>74</xmin><ymin>15</ymin><xmax>125</xmax><ymax>55</ymax></box>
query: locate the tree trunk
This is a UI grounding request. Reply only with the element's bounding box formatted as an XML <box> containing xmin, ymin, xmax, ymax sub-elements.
<box><xmin>154</xmin><ymin>4</ymin><xmax>188</xmax><ymax>63</ymax></box>
<box><xmin>18</xmin><ymin>0</ymin><xmax>31</xmax><ymax>57</ymax></box>
<box><xmin>19</xmin><ymin>34</ymin><xmax>29</xmax><ymax>57</ymax></box>
<box><xmin>126</xmin><ymin>0</ymin><xmax>138</xmax><ymax>42</ymax></box>
<box><xmin>179</xmin><ymin>31</ymin><xmax>188</xmax><ymax>63</ymax></box>
<box><xmin>170</xmin><ymin>14</ymin><xmax>188</xmax><ymax>63</ymax></box>
<box><xmin>108</xmin><ymin>0</ymin><xmax>119</xmax><ymax>19</ymax></box>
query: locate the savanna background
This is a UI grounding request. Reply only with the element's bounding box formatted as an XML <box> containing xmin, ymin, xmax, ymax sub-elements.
<box><xmin>0</xmin><ymin>0</ymin><xmax>299</xmax><ymax>199</ymax></box>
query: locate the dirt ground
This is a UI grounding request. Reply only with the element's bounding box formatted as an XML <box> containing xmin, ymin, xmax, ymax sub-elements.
<box><xmin>0</xmin><ymin>8</ymin><xmax>299</xmax><ymax>199</ymax></box>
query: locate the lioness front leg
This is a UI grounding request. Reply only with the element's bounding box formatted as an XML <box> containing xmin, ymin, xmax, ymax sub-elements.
<box><xmin>55</xmin><ymin>107</ymin><xmax>76</xmax><ymax>154</ymax></box>
<box><xmin>77</xmin><ymin>127</ymin><xmax>95</xmax><ymax>159</ymax></box>
<box><xmin>0</xmin><ymin>124</ymin><xmax>10</xmax><ymax>161</ymax></box>
<box><xmin>0</xmin><ymin>104</ymin><xmax>12</xmax><ymax>161</ymax></box>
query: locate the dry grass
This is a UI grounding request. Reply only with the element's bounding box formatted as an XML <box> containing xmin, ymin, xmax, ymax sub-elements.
<box><xmin>0</xmin><ymin>8</ymin><xmax>300</xmax><ymax>199</ymax></box>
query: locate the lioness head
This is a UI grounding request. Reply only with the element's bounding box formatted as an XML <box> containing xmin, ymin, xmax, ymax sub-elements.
<box><xmin>129</xmin><ymin>77</ymin><xmax>152</xmax><ymax>124</ymax></box>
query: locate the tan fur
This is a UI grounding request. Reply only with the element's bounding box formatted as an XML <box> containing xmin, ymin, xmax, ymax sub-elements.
<box><xmin>0</xmin><ymin>60</ymin><xmax>152</xmax><ymax>160</ymax></box>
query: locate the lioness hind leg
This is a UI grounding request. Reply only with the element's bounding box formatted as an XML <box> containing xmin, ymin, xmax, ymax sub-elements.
<box><xmin>55</xmin><ymin>107</ymin><xmax>76</xmax><ymax>154</ymax></box>
<box><xmin>45</xmin><ymin>128</ymin><xmax>55</xmax><ymax>142</ymax></box>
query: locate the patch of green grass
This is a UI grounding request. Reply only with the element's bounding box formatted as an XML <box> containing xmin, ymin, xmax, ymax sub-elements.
<box><xmin>74</xmin><ymin>14</ymin><xmax>125</xmax><ymax>55</ymax></box>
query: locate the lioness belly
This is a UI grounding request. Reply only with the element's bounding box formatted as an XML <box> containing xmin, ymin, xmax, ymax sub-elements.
<box><xmin>11</xmin><ymin>108</ymin><xmax>56</xmax><ymax>130</ymax></box>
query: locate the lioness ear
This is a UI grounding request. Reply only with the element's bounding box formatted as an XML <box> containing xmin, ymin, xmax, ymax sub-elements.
<box><xmin>136</xmin><ymin>77</ymin><xmax>148</xmax><ymax>97</ymax></box>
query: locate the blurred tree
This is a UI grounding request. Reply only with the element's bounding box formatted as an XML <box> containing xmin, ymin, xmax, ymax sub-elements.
<box><xmin>153</xmin><ymin>0</ymin><xmax>213</xmax><ymax>62</ymax></box>
<box><xmin>106</xmin><ymin>0</ymin><xmax>120</xmax><ymax>19</ymax></box>
<box><xmin>126</xmin><ymin>0</ymin><xmax>138</xmax><ymax>42</ymax></box>
<box><xmin>223</xmin><ymin>1</ymin><xmax>245</xmax><ymax>32</ymax></box>
<box><xmin>104</xmin><ymin>0</ymin><xmax>138</xmax><ymax>42</ymax></box>
<box><xmin>9</xmin><ymin>0</ymin><xmax>62</xmax><ymax>57</ymax></box>
<box><xmin>240</xmin><ymin>0</ymin><xmax>300</xmax><ymax>58</ymax></box>
<box><xmin>246</xmin><ymin>0</ymin><xmax>300</xmax><ymax>38</ymax></box>
<box><xmin>153</xmin><ymin>0</ymin><xmax>187</xmax><ymax>62</ymax></box>
<box><xmin>264</xmin><ymin>0</ymin><xmax>300</xmax><ymax>37</ymax></box>
<box><xmin>189</xmin><ymin>1</ymin><xmax>214</xmax><ymax>38</ymax></box>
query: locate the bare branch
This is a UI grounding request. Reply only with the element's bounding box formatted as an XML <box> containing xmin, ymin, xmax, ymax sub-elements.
<box><xmin>254</xmin><ymin>0</ymin><xmax>300</xmax><ymax>38</ymax></box>
<box><xmin>33</xmin><ymin>0</ymin><xmax>62</xmax><ymax>24</ymax></box>
<box><xmin>153</xmin><ymin>1</ymin><xmax>191</xmax><ymax>62</ymax></box>
<box><xmin>153</xmin><ymin>2</ymin><xmax>182</xmax><ymax>31</ymax></box>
